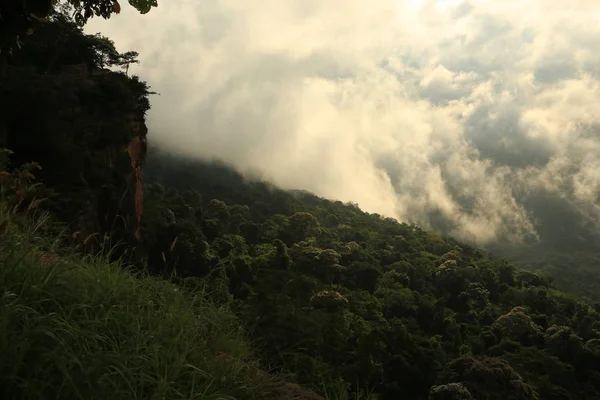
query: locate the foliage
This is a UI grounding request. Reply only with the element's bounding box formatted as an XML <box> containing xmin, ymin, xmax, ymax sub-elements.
<box><xmin>502</xmin><ymin>248</ymin><xmax>600</xmax><ymax>302</ymax></box>
<box><xmin>0</xmin><ymin>12</ymin><xmax>154</xmax><ymax>256</ymax></box>
<box><xmin>0</xmin><ymin>199</ymin><xmax>324</xmax><ymax>400</ymax></box>
<box><xmin>0</xmin><ymin>0</ymin><xmax>157</xmax><ymax>57</ymax></box>
<box><xmin>428</xmin><ymin>383</ymin><xmax>474</xmax><ymax>400</ymax></box>
<box><xmin>5</xmin><ymin>10</ymin><xmax>600</xmax><ymax>400</ymax></box>
<box><xmin>140</xmin><ymin>149</ymin><xmax>600</xmax><ymax>399</ymax></box>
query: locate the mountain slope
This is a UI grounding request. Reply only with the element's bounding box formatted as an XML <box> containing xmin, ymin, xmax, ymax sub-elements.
<box><xmin>142</xmin><ymin>148</ymin><xmax>600</xmax><ymax>400</ymax></box>
<box><xmin>0</xmin><ymin>200</ymin><xmax>326</xmax><ymax>400</ymax></box>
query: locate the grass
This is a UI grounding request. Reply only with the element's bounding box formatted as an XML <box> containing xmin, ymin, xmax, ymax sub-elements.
<box><xmin>0</xmin><ymin>206</ymin><xmax>310</xmax><ymax>400</ymax></box>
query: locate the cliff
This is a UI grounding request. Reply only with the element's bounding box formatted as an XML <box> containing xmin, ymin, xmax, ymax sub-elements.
<box><xmin>126</xmin><ymin>111</ymin><xmax>148</xmax><ymax>240</ymax></box>
<box><xmin>0</xmin><ymin>59</ymin><xmax>151</xmax><ymax>253</ymax></box>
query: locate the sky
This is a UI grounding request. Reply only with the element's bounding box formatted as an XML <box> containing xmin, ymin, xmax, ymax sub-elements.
<box><xmin>86</xmin><ymin>0</ymin><xmax>600</xmax><ymax>248</ymax></box>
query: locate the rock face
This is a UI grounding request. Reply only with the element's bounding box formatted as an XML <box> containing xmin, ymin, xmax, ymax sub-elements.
<box><xmin>127</xmin><ymin>112</ymin><xmax>148</xmax><ymax>240</ymax></box>
<box><xmin>1</xmin><ymin>61</ymin><xmax>151</xmax><ymax>253</ymax></box>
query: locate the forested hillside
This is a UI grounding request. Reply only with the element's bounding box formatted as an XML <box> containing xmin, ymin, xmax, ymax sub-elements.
<box><xmin>495</xmin><ymin>247</ymin><xmax>600</xmax><ymax>302</ymax></box>
<box><xmin>141</xmin><ymin>148</ymin><xmax>600</xmax><ymax>400</ymax></box>
<box><xmin>2</xmin><ymin>4</ymin><xmax>600</xmax><ymax>400</ymax></box>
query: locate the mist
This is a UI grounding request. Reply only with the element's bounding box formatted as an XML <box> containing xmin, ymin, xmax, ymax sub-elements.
<box><xmin>86</xmin><ymin>0</ymin><xmax>600</xmax><ymax>250</ymax></box>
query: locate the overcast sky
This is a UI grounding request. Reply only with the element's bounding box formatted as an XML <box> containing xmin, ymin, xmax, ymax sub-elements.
<box><xmin>86</xmin><ymin>0</ymin><xmax>600</xmax><ymax>247</ymax></box>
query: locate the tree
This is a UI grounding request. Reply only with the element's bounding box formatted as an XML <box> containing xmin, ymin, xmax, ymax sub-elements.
<box><xmin>544</xmin><ymin>325</ymin><xmax>586</xmax><ymax>365</ymax></box>
<box><xmin>114</xmin><ymin>50</ymin><xmax>138</xmax><ymax>75</ymax></box>
<box><xmin>437</xmin><ymin>356</ymin><xmax>540</xmax><ymax>400</ymax></box>
<box><xmin>286</xmin><ymin>212</ymin><xmax>320</xmax><ymax>244</ymax></box>
<box><xmin>0</xmin><ymin>0</ymin><xmax>158</xmax><ymax>57</ymax></box>
<box><xmin>492</xmin><ymin>306</ymin><xmax>542</xmax><ymax>346</ymax></box>
<box><xmin>429</xmin><ymin>383</ymin><xmax>474</xmax><ymax>400</ymax></box>
<box><xmin>10</xmin><ymin>12</ymin><xmax>142</xmax><ymax>74</ymax></box>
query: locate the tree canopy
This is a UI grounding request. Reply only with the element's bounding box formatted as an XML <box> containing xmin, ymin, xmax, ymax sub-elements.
<box><xmin>0</xmin><ymin>0</ymin><xmax>157</xmax><ymax>57</ymax></box>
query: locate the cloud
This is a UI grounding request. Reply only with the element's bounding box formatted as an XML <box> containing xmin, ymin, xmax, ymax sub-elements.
<box><xmin>86</xmin><ymin>0</ymin><xmax>600</xmax><ymax>248</ymax></box>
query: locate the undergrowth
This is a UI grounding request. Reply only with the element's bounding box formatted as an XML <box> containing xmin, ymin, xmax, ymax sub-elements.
<box><xmin>0</xmin><ymin>206</ymin><xmax>298</xmax><ymax>400</ymax></box>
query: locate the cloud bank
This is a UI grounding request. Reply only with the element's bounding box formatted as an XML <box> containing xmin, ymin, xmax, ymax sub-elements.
<box><xmin>86</xmin><ymin>0</ymin><xmax>600</xmax><ymax>249</ymax></box>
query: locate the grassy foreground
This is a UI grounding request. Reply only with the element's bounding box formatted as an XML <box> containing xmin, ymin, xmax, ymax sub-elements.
<box><xmin>0</xmin><ymin>209</ymin><xmax>314</xmax><ymax>400</ymax></box>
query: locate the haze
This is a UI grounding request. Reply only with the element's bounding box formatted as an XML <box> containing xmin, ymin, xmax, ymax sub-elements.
<box><xmin>86</xmin><ymin>0</ymin><xmax>600</xmax><ymax>249</ymax></box>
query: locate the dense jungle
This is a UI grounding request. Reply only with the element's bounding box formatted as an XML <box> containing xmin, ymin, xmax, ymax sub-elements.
<box><xmin>1</xmin><ymin>2</ymin><xmax>600</xmax><ymax>400</ymax></box>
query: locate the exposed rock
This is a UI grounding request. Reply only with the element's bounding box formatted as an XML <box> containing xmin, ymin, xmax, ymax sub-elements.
<box><xmin>126</xmin><ymin>112</ymin><xmax>148</xmax><ymax>240</ymax></box>
<box><xmin>2</xmin><ymin>62</ymin><xmax>150</xmax><ymax>252</ymax></box>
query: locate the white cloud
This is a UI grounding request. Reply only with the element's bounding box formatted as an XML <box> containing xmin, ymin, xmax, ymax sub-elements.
<box><xmin>86</xmin><ymin>0</ymin><xmax>600</xmax><ymax>246</ymax></box>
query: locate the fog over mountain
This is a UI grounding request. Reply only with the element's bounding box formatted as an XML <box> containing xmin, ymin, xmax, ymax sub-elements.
<box><xmin>86</xmin><ymin>0</ymin><xmax>600</xmax><ymax>251</ymax></box>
